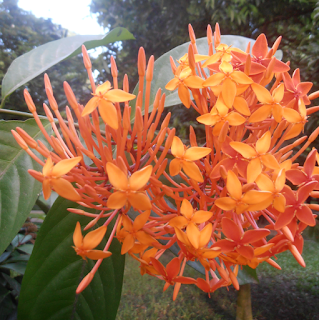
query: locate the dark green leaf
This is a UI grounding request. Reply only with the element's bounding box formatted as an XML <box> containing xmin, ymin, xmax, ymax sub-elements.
<box><xmin>131</xmin><ymin>36</ymin><xmax>282</xmax><ymax>120</ymax></box>
<box><xmin>1</xmin><ymin>273</ymin><xmax>21</xmax><ymax>296</ymax></box>
<box><xmin>18</xmin><ymin>197</ymin><xmax>125</xmax><ymax>320</ymax></box>
<box><xmin>237</xmin><ymin>265</ymin><xmax>259</xmax><ymax>285</ymax></box>
<box><xmin>0</xmin><ymin>262</ymin><xmax>28</xmax><ymax>275</ymax></box>
<box><xmin>1</xmin><ymin>27</ymin><xmax>134</xmax><ymax>101</ymax></box>
<box><xmin>0</xmin><ymin>119</ymin><xmax>51</xmax><ymax>255</ymax></box>
<box><xmin>0</xmin><ymin>252</ymin><xmax>11</xmax><ymax>264</ymax></box>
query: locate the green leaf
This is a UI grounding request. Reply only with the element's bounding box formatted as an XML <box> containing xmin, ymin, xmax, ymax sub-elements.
<box><xmin>1</xmin><ymin>27</ymin><xmax>134</xmax><ymax>102</ymax></box>
<box><xmin>18</xmin><ymin>197</ymin><xmax>125</xmax><ymax>320</ymax></box>
<box><xmin>0</xmin><ymin>262</ymin><xmax>28</xmax><ymax>275</ymax></box>
<box><xmin>131</xmin><ymin>35</ymin><xmax>283</xmax><ymax>120</ymax></box>
<box><xmin>16</xmin><ymin>244</ymin><xmax>34</xmax><ymax>255</ymax></box>
<box><xmin>237</xmin><ymin>265</ymin><xmax>259</xmax><ymax>285</ymax></box>
<box><xmin>0</xmin><ymin>119</ymin><xmax>51</xmax><ymax>255</ymax></box>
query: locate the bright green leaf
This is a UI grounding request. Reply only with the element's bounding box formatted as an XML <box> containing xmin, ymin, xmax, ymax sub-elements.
<box><xmin>18</xmin><ymin>197</ymin><xmax>125</xmax><ymax>320</ymax></box>
<box><xmin>0</xmin><ymin>119</ymin><xmax>50</xmax><ymax>255</ymax></box>
<box><xmin>1</xmin><ymin>27</ymin><xmax>134</xmax><ymax>102</ymax></box>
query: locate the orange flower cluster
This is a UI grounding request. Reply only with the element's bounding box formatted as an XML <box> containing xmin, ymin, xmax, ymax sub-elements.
<box><xmin>12</xmin><ymin>23</ymin><xmax>319</xmax><ymax>299</ymax></box>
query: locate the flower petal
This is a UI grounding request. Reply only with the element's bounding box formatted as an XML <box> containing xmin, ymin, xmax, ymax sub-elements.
<box><xmin>107</xmin><ymin>191</ymin><xmax>128</xmax><ymax>209</ymax></box>
<box><xmin>222</xmin><ymin>217</ymin><xmax>242</xmax><ymax>242</ymax></box>
<box><xmin>128</xmin><ymin>192</ymin><xmax>152</xmax><ymax>210</ymax></box>
<box><xmin>184</xmin><ymin>147</ymin><xmax>211</xmax><ymax>161</ymax></box>
<box><xmin>129</xmin><ymin>165</ymin><xmax>152</xmax><ymax>191</ymax></box>
<box><xmin>192</xmin><ymin>210</ymin><xmax>213</xmax><ymax>224</ymax></box>
<box><xmin>104</xmin><ymin>89</ymin><xmax>136</xmax><ymax>103</ymax></box>
<box><xmin>169</xmin><ymin>158</ymin><xmax>182</xmax><ymax>176</ymax></box>
<box><xmin>106</xmin><ymin>162</ymin><xmax>128</xmax><ymax>190</ymax></box>
<box><xmin>251</xmin><ymin>83</ymin><xmax>273</xmax><ymax>104</ymax></box>
<box><xmin>83</xmin><ymin>225</ymin><xmax>107</xmax><ymax>249</ymax></box>
<box><xmin>171</xmin><ymin>136</ymin><xmax>185</xmax><ymax>158</ymax></box>
<box><xmin>256</xmin><ymin>131</ymin><xmax>271</xmax><ymax>154</ymax></box>
<box><xmin>186</xmin><ymin>222</ymin><xmax>200</xmax><ymax>249</ymax></box>
<box><xmin>182</xmin><ymin>161</ymin><xmax>203</xmax><ymax>182</ymax></box>
<box><xmin>51</xmin><ymin>157</ymin><xmax>81</xmax><ymax>177</ymax></box>
<box><xmin>226</xmin><ymin>170</ymin><xmax>242</xmax><ymax>200</ymax></box>
<box><xmin>230</xmin><ymin>142</ymin><xmax>256</xmax><ymax>158</ymax></box>
<box><xmin>215</xmin><ymin>197</ymin><xmax>236</xmax><ymax>211</ymax></box>
<box><xmin>180</xmin><ymin>199</ymin><xmax>194</xmax><ymax>219</ymax></box>
<box><xmin>98</xmin><ymin>100</ymin><xmax>119</xmax><ymax>129</ymax></box>
<box><xmin>73</xmin><ymin>221</ymin><xmax>83</xmax><ymax>248</ymax></box>
<box><xmin>82</xmin><ymin>97</ymin><xmax>99</xmax><ymax>116</ymax></box>
<box><xmin>51</xmin><ymin>178</ymin><xmax>81</xmax><ymax>201</ymax></box>
<box><xmin>85</xmin><ymin>250</ymin><xmax>112</xmax><ymax>260</ymax></box>
<box><xmin>178</xmin><ymin>84</ymin><xmax>191</xmax><ymax>109</ymax></box>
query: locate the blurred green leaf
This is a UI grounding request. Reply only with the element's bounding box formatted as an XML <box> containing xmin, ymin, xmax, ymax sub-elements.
<box><xmin>237</xmin><ymin>265</ymin><xmax>259</xmax><ymax>285</ymax></box>
<box><xmin>0</xmin><ymin>119</ymin><xmax>50</xmax><ymax>255</ymax></box>
<box><xmin>16</xmin><ymin>244</ymin><xmax>33</xmax><ymax>255</ymax></box>
<box><xmin>0</xmin><ymin>262</ymin><xmax>28</xmax><ymax>275</ymax></box>
<box><xmin>1</xmin><ymin>27</ymin><xmax>134</xmax><ymax>102</ymax></box>
<box><xmin>18</xmin><ymin>197</ymin><xmax>125</xmax><ymax>320</ymax></box>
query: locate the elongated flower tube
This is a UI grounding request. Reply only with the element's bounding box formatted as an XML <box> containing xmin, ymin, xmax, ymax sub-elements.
<box><xmin>13</xmin><ymin>23</ymin><xmax>319</xmax><ymax>300</ymax></box>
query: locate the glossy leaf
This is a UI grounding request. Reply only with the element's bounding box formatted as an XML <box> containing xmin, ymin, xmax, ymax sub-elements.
<box><xmin>131</xmin><ymin>35</ymin><xmax>282</xmax><ymax>120</ymax></box>
<box><xmin>18</xmin><ymin>197</ymin><xmax>125</xmax><ymax>320</ymax></box>
<box><xmin>0</xmin><ymin>119</ymin><xmax>50</xmax><ymax>255</ymax></box>
<box><xmin>1</xmin><ymin>27</ymin><xmax>134</xmax><ymax>101</ymax></box>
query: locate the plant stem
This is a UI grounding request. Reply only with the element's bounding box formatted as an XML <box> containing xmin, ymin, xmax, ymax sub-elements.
<box><xmin>35</xmin><ymin>198</ymin><xmax>50</xmax><ymax>214</ymax></box>
<box><xmin>236</xmin><ymin>284</ymin><xmax>253</xmax><ymax>320</ymax></box>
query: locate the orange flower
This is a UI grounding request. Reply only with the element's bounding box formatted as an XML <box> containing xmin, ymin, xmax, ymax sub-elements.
<box><xmin>215</xmin><ymin>170</ymin><xmax>273</xmax><ymax>214</ymax></box>
<box><xmin>249</xmin><ymin>83</ymin><xmax>284</xmax><ymax>123</ymax></box>
<box><xmin>197</xmin><ymin>97</ymin><xmax>246</xmax><ymax>135</ymax></box>
<box><xmin>165</xmin><ymin>66</ymin><xmax>204</xmax><ymax>109</ymax></box>
<box><xmin>82</xmin><ymin>81</ymin><xmax>135</xmax><ymax>129</ymax></box>
<box><xmin>106</xmin><ymin>163</ymin><xmax>153</xmax><ymax>210</ymax></box>
<box><xmin>169</xmin><ymin>198</ymin><xmax>213</xmax><ymax>229</ymax></box>
<box><xmin>30</xmin><ymin>157</ymin><xmax>82</xmax><ymax>201</ymax></box>
<box><xmin>73</xmin><ymin>222</ymin><xmax>112</xmax><ymax>261</ymax></box>
<box><xmin>117</xmin><ymin>211</ymin><xmax>157</xmax><ymax>254</ymax></box>
<box><xmin>169</xmin><ymin>136</ymin><xmax>211</xmax><ymax>182</ymax></box>
<box><xmin>230</xmin><ymin>131</ymin><xmax>280</xmax><ymax>183</ymax></box>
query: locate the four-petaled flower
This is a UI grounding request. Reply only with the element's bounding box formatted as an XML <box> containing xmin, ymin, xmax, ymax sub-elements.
<box><xmin>29</xmin><ymin>156</ymin><xmax>82</xmax><ymax>201</ymax></box>
<box><xmin>169</xmin><ymin>136</ymin><xmax>211</xmax><ymax>182</ymax></box>
<box><xmin>82</xmin><ymin>81</ymin><xmax>135</xmax><ymax>129</ymax></box>
<box><xmin>73</xmin><ymin>221</ymin><xmax>112</xmax><ymax>261</ymax></box>
<box><xmin>106</xmin><ymin>163</ymin><xmax>153</xmax><ymax>210</ymax></box>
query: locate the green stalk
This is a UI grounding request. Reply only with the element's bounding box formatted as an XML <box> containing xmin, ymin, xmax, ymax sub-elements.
<box><xmin>236</xmin><ymin>284</ymin><xmax>253</xmax><ymax>320</ymax></box>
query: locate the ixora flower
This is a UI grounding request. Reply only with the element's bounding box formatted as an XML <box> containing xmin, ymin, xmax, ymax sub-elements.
<box><xmin>82</xmin><ymin>80</ymin><xmax>135</xmax><ymax>129</ymax></box>
<box><xmin>13</xmin><ymin>22</ymin><xmax>319</xmax><ymax>301</ymax></box>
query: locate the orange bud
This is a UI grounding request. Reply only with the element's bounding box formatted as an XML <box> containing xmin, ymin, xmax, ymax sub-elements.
<box><xmin>76</xmin><ymin>272</ymin><xmax>94</xmax><ymax>294</ymax></box>
<box><xmin>43</xmin><ymin>103</ymin><xmax>54</xmax><ymax>123</ymax></box>
<box><xmin>82</xmin><ymin>45</ymin><xmax>92</xmax><ymax>69</ymax></box>
<box><xmin>188</xmin><ymin>24</ymin><xmax>196</xmax><ymax>44</ymax></box>
<box><xmin>16</xmin><ymin>127</ymin><xmax>37</xmax><ymax>149</ymax></box>
<box><xmin>146</xmin><ymin>55</ymin><xmax>154</xmax><ymax>82</ymax></box>
<box><xmin>110</xmin><ymin>56</ymin><xmax>118</xmax><ymax>78</ymax></box>
<box><xmin>308</xmin><ymin>91</ymin><xmax>319</xmax><ymax>100</ymax></box>
<box><xmin>24</xmin><ymin>89</ymin><xmax>36</xmax><ymax>113</ymax></box>
<box><xmin>11</xmin><ymin>130</ymin><xmax>28</xmax><ymax>150</ymax></box>
<box><xmin>309</xmin><ymin>126</ymin><xmax>319</xmax><ymax>143</ymax></box>
<box><xmin>138</xmin><ymin>47</ymin><xmax>146</xmax><ymax>76</ymax></box>
<box><xmin>63</xmin><ymin>81</ymin><xmax>78</xmax><ymax>111</ymax></box>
